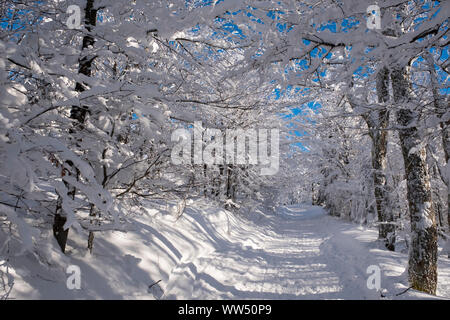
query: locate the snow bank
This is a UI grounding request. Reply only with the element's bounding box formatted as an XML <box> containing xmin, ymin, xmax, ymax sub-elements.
<box><xmin>1</xmin><ymin>201</ymin><xmax>449</xmax><ymax>299</ymax></box>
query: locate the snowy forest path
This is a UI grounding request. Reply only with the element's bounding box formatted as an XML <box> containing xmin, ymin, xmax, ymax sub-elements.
<box><xmin>7</xmin><ymin>202</ymin><xmax>449</xmax><ymax>299</ymax></box>
<box><xmin>164</xmin><ymin>205</ymin><xmax>382</xmax><ymax>299</ymax></box>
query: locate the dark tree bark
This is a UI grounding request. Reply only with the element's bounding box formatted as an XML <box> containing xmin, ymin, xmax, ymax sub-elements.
<box><xmin>425</xmin><ymin>53</ymin><xmax>450</xmax><ymax>258</ymax></box>
<box><xmin>446</xmin><ymin>121</ymin><xmax>450</xmax><ymax>258</ymax></box>
<box><xmin>53</xmin><ymin>160</ymin><xmax>78</xmax><ymax>253</ymax></box>
<box><xmin>347</xmin><ymin>67</ymin><xmax>395</xmax><ymax>249</ymax></box>
<box><xmin>71</xmin><ymin>0</ymin><xmax>97</xmax><ymax>124</ymax></box>
<box><xmin>225</xmin><ymin>164</ymin><xmax>237</xmax><ymax>208</ymax></box>
<box><xmin>53</xmin><ymin>0</ymin><xmax>98</xmax><ymax>253</ymax></box>
<box><xmin>368</xmin><ymin>67</ymin><xmax>395</xmax><ymax>251</ymax></box>
<box><xmin>53</xmin><ymin>202</ymin><xmax>69</xmax><ymax>253</ymax></box>
<box><xmin>392</xmin><ymin>67</ymin><xmax>438</xmax><ymax>295</ymax></box>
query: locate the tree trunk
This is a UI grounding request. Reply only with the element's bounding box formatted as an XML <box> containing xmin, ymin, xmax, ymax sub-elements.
<box><xmin>347</xmin><ymin>67</ymin><xmax>395</xmax><ymax>249</ymax></box>
<box><xmin>392</xmin><ymin>67</ymin><xmax>438</xmax><ymax>295</ymax></box>
<box><xmin>53</xmin><ymin>201</ymin><xmax>69</xmax><ymax>253</ymax></box>
<box><xmin>369</xmin><ymin>67</ymin><xmax>395</xmax><ymax>250</ymax></box>
<box><xmin>53</xmin><ymin>163</ymin><xmax>77</xmax><ymax>253</ymax></box>
<box><xmin>444</xmin><ymin>122</ymin><xmax>450</xmax><ymax>233</ymax></box>
<box><xmin>424</xmin><ymin>52</ymin><xmax>450</xmax><ymax>258</ymax></box>
<box><xmin>440</xmin><ymin>105</ymin><xmax>449</xmax><ymax>259</ymax></box>
<box><xmin>71</xmin><ymin>0</ymin><xmax>97</xmax><ymax>124</ymax></box>
<box><xmin>53</xmin><ymin>0</ymin><xmax>98</xmax><ymax>253</ymax></box>
<box><xmin>446</xmin><ymin>124</ymin><xmax>450</xmax><ymax>258</ymax></box>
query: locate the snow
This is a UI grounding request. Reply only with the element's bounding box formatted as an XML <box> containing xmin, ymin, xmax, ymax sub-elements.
<box><xmin>2</xmin><ymin>201</ymin><xmax>449</xmax><ymax>300</ymax></box>
<box><xmin>1</xmin><ymin>0</ymin><xmax>448</xmax><ymax>302</ymax></box>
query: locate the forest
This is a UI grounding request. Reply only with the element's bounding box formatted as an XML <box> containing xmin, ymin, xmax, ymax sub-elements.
<box><xmin>0</xmin><ymin>0</ymin><xmax>449</xmax><ymax>300</ymax></box>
